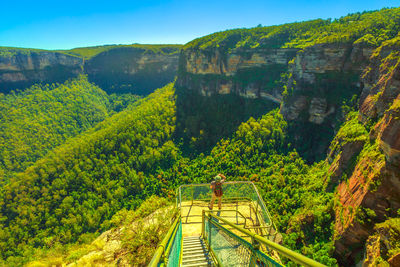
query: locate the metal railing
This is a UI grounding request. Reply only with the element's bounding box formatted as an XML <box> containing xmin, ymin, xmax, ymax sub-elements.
<box><xmin>177</xmin><ymin>181</ymin><xmax>279</xmax><ymax>240</ymax></box>
<box><xmin>148</xmin><ymin>215</ymin><xmax>182</xmax><ymax>267</ymax></box>
<box><xmin>202</xmin><ymin>211</ymin><xmax>326</xmax><ymax>267</ymax></box>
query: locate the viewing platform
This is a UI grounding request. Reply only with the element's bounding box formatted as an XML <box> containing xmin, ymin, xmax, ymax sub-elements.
<box><xmin>149</xmin><ymin>181</ymin><xmax>326</xmax><ymax>267</ymax></box>
<box><xmin>178</xmin><ymin>181</ymin><xmax>281</xmax><ymax>243</ymax></box>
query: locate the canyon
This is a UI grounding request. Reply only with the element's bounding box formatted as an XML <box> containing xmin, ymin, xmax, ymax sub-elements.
<box><xmin>0</xmin><ymin>45</ymin><xmax>180</xmax><ymax>94</ymax></box>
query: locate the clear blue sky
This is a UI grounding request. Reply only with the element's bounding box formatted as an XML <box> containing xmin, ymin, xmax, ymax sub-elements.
<box><xmin>0</xmin><ymin>0</ymin><xmax>399</xmax><ymax>50</ymax></box>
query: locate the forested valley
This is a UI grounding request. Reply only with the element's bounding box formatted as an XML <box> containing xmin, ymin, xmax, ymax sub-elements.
<box><xmin>0</xmin><ymin>7</ymin><xmax>399</xmax><ymax>267</ymax></box>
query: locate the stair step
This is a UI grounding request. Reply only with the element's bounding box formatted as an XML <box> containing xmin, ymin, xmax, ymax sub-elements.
<box><xmin>182</xmin><ymin>257</ymin><xmax>209</xmax><ymax>264</ymax></box>
<box><xmin>183</xmin><ymin>248</ymin><xmax>205</xmax><ymax>255</ymax></box>
<box><xmin>181</xmin><ymin>236</ymin><xmax>213</xmax><ymax>266</ymax></box>
<box><xmin>183</xmin><ymin>239</ymin><xmax>201</xmax><ymax>242</ymax></box>
<box><xmin>182</xmin><ymin>252</ymin><xmax>208</xmax><ymax>259</ymax></box>
<box><xmin>183</xmin><ymin>244</ymin><xmax>203</xmax><ymax>250</ymax></box>
<box><xmin>182</xmin><ymin>263</ymin><xmax>209</xmax><ymax>267</ymax></box>
<box><xmin>183</xmin><ymin>236</ymin><xmax>200</xmax><ymax>241</ymax></box>
<box><xmin>183</xmin><ymin>242</ymin><xmax>202</xmax><ymax>247</ymax></box>
<box><xmin>183</xmin><ymin>247</ymin><xmax>203</xmax><ymax>252</ymax></box>
<box><xmin>183</xmin><ymin>241</ymin><xmax>202</xmax><ymax>245</ymax></box>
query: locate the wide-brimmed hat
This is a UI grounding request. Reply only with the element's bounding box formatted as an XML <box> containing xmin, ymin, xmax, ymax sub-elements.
<box><xmin>215</xmin><ymin>175</ymin><xmax>222</xmax><ymax>182</ymax></box>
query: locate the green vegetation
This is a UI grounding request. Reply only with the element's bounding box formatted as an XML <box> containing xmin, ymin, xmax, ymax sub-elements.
<box><xmin>0</xmin><ymin>76</ymin><xmax>109</xmax><ymax>181</ymax></box>
<box><xmin>58</xmin><ymin>44</ymin><xmax>182</xmax><ymax>60</ymax></box>
<box><xmin>0</xmin><ymin>47</ymin><xmax>46</xmax><ymax>58</ymax></box>
<box><xmin>24</xmin><ymin>196</ymin><xmax>175</xmax><ymax>266</ymax></box>
<box><xmin>0</xmin><ymin>83</ymin><xmax>176</xmax><ymax>265</ymax></box>
<box><xmin>365</xmin><ymin>217</ymin><xmax>400</xmax><ymax>265</ymax></box>
<box><xmin>0</xmin><ymin>76</ymin><xmax>140</xmax><ymax>182</ymax></box>
<box><xmin>329</xmin><ymin>111</ymin><xmax>368</xmax><ymax>150</ymax></box>
<box><xmin>175</xmin><ymin>85</ymin><xmax>279</xmax><ymax>155</ymax></box>
<box><xmin>0</xmin><ymin>82</ymin><xmax>337</xmax><ymax>266</ymax></box>
<box><xmin>0</xmin><ymin>44</ymin><xmax>182</xmax><ymax>60</ymax></box>
<box><xmin>1</xmin><ymin>6</ymin><xmax>400</xmax><ymax>267</ymax></box>
<box><xmin>184</xmin><ymin>7</ymin><xmax>400</xmax><ymax>51</ymax></box>
<box><xmin>108</xmin><ymin>93</ymin><xmax>142</xmax><ymax>113</ymax></box>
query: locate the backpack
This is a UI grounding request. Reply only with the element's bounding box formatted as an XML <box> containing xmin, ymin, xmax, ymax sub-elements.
<box><xmin>214</xmin><ymin>182</ymin><xmax>223</xmax><ymax>197</ymax></box>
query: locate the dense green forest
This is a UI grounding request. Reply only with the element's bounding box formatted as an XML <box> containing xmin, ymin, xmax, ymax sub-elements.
<box><xmin>0</xmin><ymin>44</ymin><xmax>182</xmax><ymax>59</ymax></box>
<box><xmin>0</xmin><ymin>82</ymin><xmax>337</xmax><ymax>266</ymax></box>
<box><xmin>184</xmin><ymin>7</ymin><xmax>400</xmax><ymax>50</ymax></box>
<box><xmin>0</xmin><ymin>76</ymin><xmax>140</xmax><ymax>182</ymax></box>
<box><xmin>0</xmin><ymin>83</ymin><xmax>176</xmax><ymax>265</ymax></box>
<box><xmin>58</xmin><ymin>44</ymin><xmax>182</xmax><ymax>59</ymax></box>
<box><xmin>1</xmin><ymin>6</ymin><xmax>400</xmax><ymax>267</ymax></box>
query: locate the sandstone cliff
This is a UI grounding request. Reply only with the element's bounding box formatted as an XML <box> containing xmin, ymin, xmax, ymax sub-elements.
<box><xmin>177</xmin><ymin>47</ymin><xmax>297</xmax><ymax>101</ymax></box>
<box><xmin>0</xmin><ymin>49</ymin><xmax>83</xmax><ymax>93</ymax></box>
<box><xmin>175</xmin><ymin>20</ymin><xmax>400</xmax><ymax>265</ymax></box>
<box><xmin>331</xmin><ymin>37</ymin><xmax>400</xmax><ymax>265</ymax></box>
<box><xmin>85</xmin><ymin>46</ymin><xmax>179</xmax><ymax>95</ymax></box>
<box><xmin>176</xmin><ymin>42</ymin><xmax>376</xmax><ymax>160</ymax></box>
<box><xmin>0</xmin><ymin>45</ymin><xmax>180</xmax><ymax>94</ymax></box>
<box><xmin>281</xmin><ymin>43</ymin><xmax>374</xmax><ymax>125</ymax></box>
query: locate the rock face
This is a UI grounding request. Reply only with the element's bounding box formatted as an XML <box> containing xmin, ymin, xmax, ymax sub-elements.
<box><xmin>0</xmin><ymin>51</ymin><xmax>83</xmax><ymax>93</ymax></box>
<box><xmin>177</xmin><ymin>43</ymin><xmax>374</xmax><ymax>124</ymax></box>
<box><xmin>333</xmin><ymin>147</ymin><xmax>400</xmax><ymax>264</ymax></box>
<box><xmin>363</xmin><ymin>218</ymin><xmax>400</xmax><ymax>266</ymax></box>
<box><xmin>0</xmin><ymin>46</ymin><xmax>180</xmax><ymax>94</ymax></box>
<box><xmin>281</xmin><ymin>43</ymin><xmax>374</xmax><ymax>125</ymax></box>
<box><xmin>177</xmin><ymin>47</ymin><xmax>298</xmax><ymax>100</ymax></box>
<box><xmin>176</xmin><ymin>43</ymin><xmax>377</xmax><ymax>161</ymax></box>
<box><xmin>85</xmin><ymin>47</ymin><xmax>180</xmax><ymax>94</ymax></box>
<box><xmin>175</xmin><ymin>47</ymin><xmax>294</xmax><ymax>153</ymax></box>
<box><xmin>332</xmin><ymin>38</ymin><xmax>400</xmax><ymax>265</ymax></box>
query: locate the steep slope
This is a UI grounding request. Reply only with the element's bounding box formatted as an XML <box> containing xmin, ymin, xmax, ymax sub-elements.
<box><xmin>2</xmin><ymin>7</ymin><xmax>400</xmax><ymax>267</ymax></box>
<box><xmin>176</xmin><ymin>7</ymin><xmax>400</xmax><ymax>161</ymax></box>
<box><xmin>0</xmin><ymin>84</ymin><xmax>176</xmax><ymax>265</ymax></box>
<box><xmin>25</xmin><ymin>196</ymin><xmax>176</xmax><ymax>266</ymax></box>
<box><xmin>330</xmin><ymin>35</ymin><xmax>400</xmax><ymax>265</ymax></box>
<box><xmin>0</xmin><ymin>47</ymin><xmax>83</xmax><ymax>93</ymax></box>
<box><xmin>174</xmin><ymin>7</ymin><xmax>400</xmax><ymax>265</ymax></box>
<box><xmin>0</xmin><ymin>76</ymin><xmax>111</xmax><ymax>181</ymax></box>
<box><xmin>0</xmin><ymin>44</ymin><xmax>181</xmax><ymax>95</ymax></box>
<box><xmin>84</xmin><ymin>45</ymin><xmax>180</xmax><ymax>94</ymax></box>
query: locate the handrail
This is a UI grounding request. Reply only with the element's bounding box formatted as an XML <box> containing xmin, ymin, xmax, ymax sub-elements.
<box><xmin>208</xmin><ymin>209</ymin><xmax>247</xmax><ymax>226</ymax></box>
<box><xmin>148</xmin><ymin>215</ymin><xmax>180</xmax><ymax>267</ymax></box>
<box><xmin>203</xmin><ymin>211</ymin><xmax>326</xmax><ymax>267</ymax></box>
<box><xmin>178</xmin><ymin>180</ymin><xmax>255</xmax><ymax>190</ymax></box>
<box><xmin>164</xmin><ymin>216</ymin><xmax>180</xmax><ymax>260</ymax></box>
<box><xmin>178</xmin><ymin>181</ymin><xmax>275</xmax><ymax>226</ymax></box>
<box><xmin>250</xmin><ymin>181</ymin><xmax>279</xmax><ymax>231</ymax></box>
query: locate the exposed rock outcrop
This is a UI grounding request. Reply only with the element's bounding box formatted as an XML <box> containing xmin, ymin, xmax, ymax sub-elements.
<box><xmin>360</xmin><ymin>38</ymin><xmax>400</xmax><ymax>121</ymax></box>
<box><xmin>333</xmin><ymin>144</ymin><xmax>400</xmax><ymax>264</ymax></box>
<box><xmin>281</xmin><ymin>43</ymin><xmax>374</xmax><ymax>125</ymax></box>
<box><xmin>177</xmin><ymin>47</ymin><xmax>298</xmax><ymax>99</ymax></box>
<box><xmin>0</xmin><ymin>46</ymin><xmax>180</xmax><ymax>94</ymax></box>
<box><xmin>85</xmin><ymin>47</ymin><xmax>180</xmax><ymax>94</ymax></box>
<box><xmin>372</xmin><ymin>98</ymin><xmax>400</xmax><ymax>167</ymax></box>
<box><xmin>333</xmin><ymin>38</ymin><xmax>400</xmax><ymax>265</ymax></box>
<box><xmin>363</xmin><ymin>218</ymin><xmax>400</xmax><ymax>266</ymax></box>
<box><xmin>0</xmin><ymin>51</ymin><xmax>83</xmax><ymax>93</ymax></box>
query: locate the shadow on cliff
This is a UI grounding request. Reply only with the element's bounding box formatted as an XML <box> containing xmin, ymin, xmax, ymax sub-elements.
<box><xmin>85</xmin><ymin>47</ymin><xmax>178</xmax><ymax>95</ymax></box>
<box><xmin>174</xmin><ymin>85</ymin><xmax>279</xmax><ymax>156</ymax></box>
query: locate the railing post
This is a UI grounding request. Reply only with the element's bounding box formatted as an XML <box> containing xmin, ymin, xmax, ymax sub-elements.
<box><xmin>249</xmin><ymin>237</ymin><xmax>260</xmax><ymax>267</ymax></box>
<box><xmin>208</xmin><ymin>213</ymin><xmax>212</xmax><ymax>246</ymax></box>
<box><xmin>202</xmin><ymin>209</ymin><xmax>205</xmax><ymax>238</ymax></box>
<box><xmin>191</xmin><ymin>185</ymin><xmax>194</xmax><ymax>205</ymax></box>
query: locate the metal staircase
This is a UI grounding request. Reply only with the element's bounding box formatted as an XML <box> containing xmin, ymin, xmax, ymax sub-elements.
<box><xmin>149</xmin><ymin>181</ymin><xmax>326</xmax><ymax>267</ymax></box>
<box><xmin>181</xmin><ymin>236</ymin><xmax>213</xmax><ymax>267</ymax></box>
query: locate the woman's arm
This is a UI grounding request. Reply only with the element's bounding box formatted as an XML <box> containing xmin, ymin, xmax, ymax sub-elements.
<box><xmin>219</xmin><ymin>173</ymin><xmax>226</xmax><ymax>182</ymax></box>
